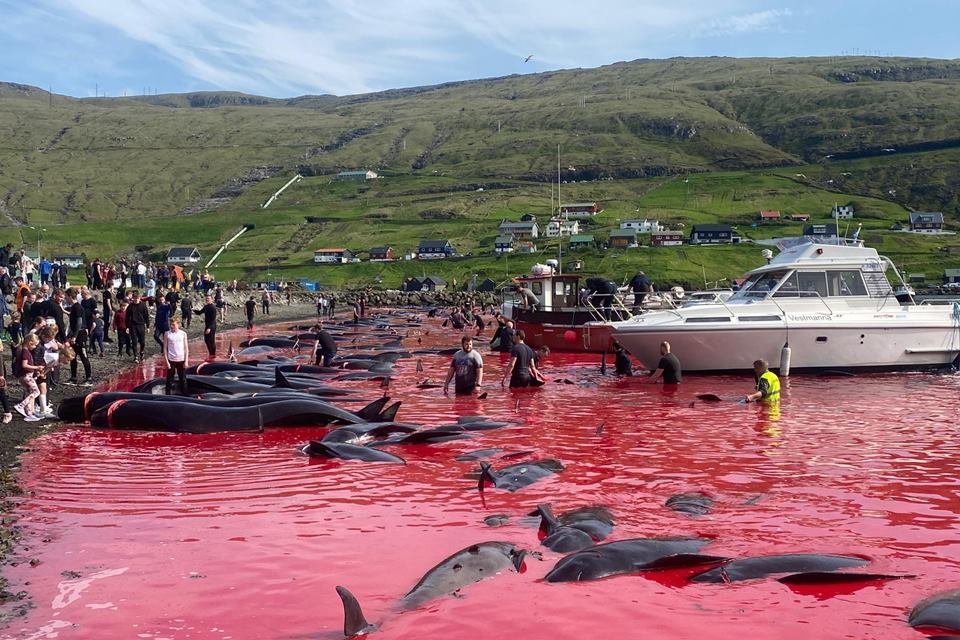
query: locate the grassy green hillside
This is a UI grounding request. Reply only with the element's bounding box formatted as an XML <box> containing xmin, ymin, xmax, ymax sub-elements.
<box><xmin>5</xmin><ymin>56</ymin><xmax>960</xmax><ymax>224</ymax></box>
<box><xmin>3</xmin><ymin>168</ymin><xmax>955</xmax><ymax>291</ymax></box>
<box><xmin>2</xmin><ymin>56</ymin><xmax>960</xmax><ymax>290</ymax></box>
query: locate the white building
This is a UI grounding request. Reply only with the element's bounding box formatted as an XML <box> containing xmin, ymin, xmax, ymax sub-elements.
<box><xmin>314</xmin><ymin>248</ymin><xmax>355</xmax><ymax>264</ymax></box>
<box><xmin>620</xmin><ymin>219</ymin><xmax>661</xmax><ymax>233</ymax></box>
<box><xmin>545</xmin><ymin>218</ymin><xmax>580</xmax><ymax>238</ymax></box>
<box><xmin>832</xmin><ymin>204</ymin><xmax>855</xmax><ymax>220</ymax></box>
<box><xmin>167</xmin><ymin>247</ymin><xmax>202</xmax><ymax>264</ymax></box>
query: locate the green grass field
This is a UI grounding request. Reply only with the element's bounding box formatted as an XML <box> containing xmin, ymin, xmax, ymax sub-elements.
<box><xmin>3</xmin><ymin>56</ymin><xmax>960</xmax><ymax>289</ymax></box>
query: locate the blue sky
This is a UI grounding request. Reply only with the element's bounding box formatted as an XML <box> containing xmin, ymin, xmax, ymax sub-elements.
<box><xmin>2</xmin><ymin>0</ymin><xmax>958</xmax><ymax>98</ymax></box>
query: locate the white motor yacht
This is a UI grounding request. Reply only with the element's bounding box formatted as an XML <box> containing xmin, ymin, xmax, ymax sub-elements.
<box><xmin>606</xmin><ymin>240</ymin><xmax>960</xmax><ymax>372</ymax></box>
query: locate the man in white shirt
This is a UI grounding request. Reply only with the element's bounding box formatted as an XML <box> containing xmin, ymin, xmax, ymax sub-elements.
<box><xmin>163</xmin><ymin>317</ymin><xmax>189</xmax><ymax>395</ymax></box>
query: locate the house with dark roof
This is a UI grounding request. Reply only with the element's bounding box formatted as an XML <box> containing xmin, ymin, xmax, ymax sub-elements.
<box><xmin>498</xmin><ymin>220</ymin><xmax>539</xmax><ymax>239</ymax></box>
<box><xmin>609</xmin><ymin>229</ymin><xmax>638</xmax><ymax>248</ymax></box>
<box><xmin>944</xmin><ymin>269</ymin><xmax>960</xmax><ymax>284</ymax></box>
<box><xmin>417</xmin><ymin>239</ymin><xmax>456</xmax><ymax>259</ymax></box>
<box><xmin>803</xmin><ymin>223</ymin><xmax>838</xmax><ymax>238</ymax></box>
<box><xmin>689</xmin><ymin>224</ymin><xmax>734</xmax><ymax>244</ymax></box>
<box><xmin>403</xmin><ymin>277</ymin><xmax>423</xmax><ymax>292</ymax></box>
<box><xmin>167</xmin><ymin>247</ymin><xmax>202</xmax><ymax>264</ymax></box>
<box><xmin>495</xmin><ymin>234</ymin><xmax>515</xmax><ymax>254</ymax></box>
<box><xmin>368</xmin><ymin>246</ymin><xmax>395</xmax><ymax>261</ymax></box>
<box><xmin>909</xmin><ymin>211</ymin><xmax>944</xmax><ymax>233</ymax></box>
<box><xmin>421</xmin><ymin>276</ymin><xmax>446</xmax><ymax>292</ymax></box>
<box><xmin>475</xmin><ymin>278</ymin><xmax>497</xmax><ymax>293</ymax></box>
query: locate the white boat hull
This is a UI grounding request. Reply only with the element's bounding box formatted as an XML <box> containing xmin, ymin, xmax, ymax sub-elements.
<box><xmin>612</xmin><ymin>317</ymin><xmax>960</xmax><ymax>372</ymax></box>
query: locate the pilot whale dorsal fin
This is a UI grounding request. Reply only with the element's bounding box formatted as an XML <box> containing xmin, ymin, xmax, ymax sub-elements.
<box><xmin>335</xmin><ymin>586</ymin><xmax>378</xmax><ymax>637</ymax></box>
<box><xmin>274</xmin><ymin>368</ymin><xmax>291</xmax><ymax>388</ymax></box>
<box><xmin>535</xmin><ymin>503</ymin><xmax>560</xmax><ymax>536</ymax></box>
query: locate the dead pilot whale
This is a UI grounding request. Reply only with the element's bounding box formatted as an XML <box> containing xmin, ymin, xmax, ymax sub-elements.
<box><xmin>533</xmin><ymin>504</ymin><xmax>615</xmax><ymax>552</ymax></box>
<box><xmin>544</xmin><ymin>537</ymin><xmax>725</xmax><ymax>582</ymax></box>
<box><xmin>336</xmin><ymin>541</ymin><xmax>527</xmax><ymax>636</ymax></box>
<box><xmin>909</xmin><ymin>589</ymin><xmax>960</xmax><ymax>634</ymax></box>
<box><xmin>477</xmin><ymin>460</ymin><xmax>564</xmax><ymax>492</ymax></box>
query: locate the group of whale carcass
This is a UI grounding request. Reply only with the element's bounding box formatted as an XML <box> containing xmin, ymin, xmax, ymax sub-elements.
<box><xmin>56</xmin><ymin>311</ymin><xmax>960</xmax><ymax>638</ymax></box>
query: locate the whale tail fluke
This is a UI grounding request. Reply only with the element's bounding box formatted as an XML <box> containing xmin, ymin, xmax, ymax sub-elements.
<box><xmin>478</xmin><ymin>462</ymin><xmax>496</xmax><ymax>491</ymax></box>
<box><xmin>336</xmin><ymin>586</ymin><xmax>378</xmax><ymax>637</ymax></box>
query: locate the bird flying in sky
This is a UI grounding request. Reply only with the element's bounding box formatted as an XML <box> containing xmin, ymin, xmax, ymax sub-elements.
<box><xmin>524</xmin><ymin>54</ymin><xmax>534</xmax><ymax>63</ymax></box>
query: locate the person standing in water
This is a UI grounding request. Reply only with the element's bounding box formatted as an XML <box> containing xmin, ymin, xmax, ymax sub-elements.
<box><xmin>444</xmin><ymin>336</ymin><xmax>484</xmax><ymax>395</ymax></box>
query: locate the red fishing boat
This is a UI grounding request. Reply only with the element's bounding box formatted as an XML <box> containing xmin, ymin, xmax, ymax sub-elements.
<box><xmin>501</xmin><ymin>266</ymin><xmax>624</xmax><ymax>354</ymax></box>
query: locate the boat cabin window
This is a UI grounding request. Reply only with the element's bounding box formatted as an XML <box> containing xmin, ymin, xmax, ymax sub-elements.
<box><xmin>829</xmin><ymin>270</ymin><xmax>867</xmax><ymax>296</ymax></box>
<box><xmin>738</xmin><ymin>270</ymin><xmax>788</xmax><ymax>298</ymax></box>
<box><xmin>797</xmin><ymin>271</ymin><xmax>828</xmax><ymax>297</ymax></box>
<box><xmin>773</xmin><ymin>273</ymin><xmax>799</xmax><ymax>297</ymax></box>
<box><xmin>530</xmin><ymin>281</ymin><xmax>543</xmax><ymax>296</ymax></box>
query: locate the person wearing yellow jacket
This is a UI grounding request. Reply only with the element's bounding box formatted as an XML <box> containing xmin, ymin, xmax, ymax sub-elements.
<box><xmin>745</xmin><ymin>359</ymin><xmax>780</xmax><ymax>403</ymax></box>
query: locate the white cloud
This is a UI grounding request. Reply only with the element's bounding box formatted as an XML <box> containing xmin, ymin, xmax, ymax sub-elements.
<box><xmin>12</xmin><ymin>1</ymin><xmax>798</xmax><ymax>96</ymax></box>
<box><xmin>692</xmin><ymin>8</ymin><xmax>794</xmax><ymax>38</ymax></box>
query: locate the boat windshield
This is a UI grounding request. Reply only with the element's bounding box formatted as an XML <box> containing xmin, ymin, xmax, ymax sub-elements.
<box><xmin>732</xmin><ymin>270</ymin><xmax>789</xmax><ymax>300</ymax></box>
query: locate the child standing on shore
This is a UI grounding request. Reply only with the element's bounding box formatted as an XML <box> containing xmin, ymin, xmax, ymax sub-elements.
<box><xmin>90</xmin><ymin>310</ymin><xmax>105</xmax><ymax>356</ymax></box>
<box><xmin>13</xmin><ymin>334</ymin><xmax>42</xmax><ymax>422</ymax></box>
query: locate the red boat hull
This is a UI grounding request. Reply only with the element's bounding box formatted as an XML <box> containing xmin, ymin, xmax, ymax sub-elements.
<box><xmin>513</xmin><ymin>317</ymin><xmax>614</xmax><ymax>353</ymax></box>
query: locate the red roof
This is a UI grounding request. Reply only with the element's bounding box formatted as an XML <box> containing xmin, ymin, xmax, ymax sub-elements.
<box><xmin>759</xmin><ymin>210</ymin><xmax>781</xmax><ymax>218</ymax></box>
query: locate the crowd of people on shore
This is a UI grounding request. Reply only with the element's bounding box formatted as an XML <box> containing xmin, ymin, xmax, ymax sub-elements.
<box><xmin>0</xmin><ymin>246</ymin><xmax>283</xmax><ymax>425</ymax></box>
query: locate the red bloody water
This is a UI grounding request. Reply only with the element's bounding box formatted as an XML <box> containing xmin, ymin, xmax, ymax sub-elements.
<box><xmin>2</xmin><ymin>317</ymin><xmax>960</xmax><ymax>640</ymax></box>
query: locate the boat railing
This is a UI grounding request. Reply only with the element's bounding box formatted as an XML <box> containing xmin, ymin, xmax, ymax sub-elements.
<box><xmin>768</xmin><ymin>290</ymin><xmax>836</xmax><ymax>316</ymax></box>
<box><xmin>584</xmin><ymin>293</ymin><xmax>633</xmax><ymax>322</ymax></box>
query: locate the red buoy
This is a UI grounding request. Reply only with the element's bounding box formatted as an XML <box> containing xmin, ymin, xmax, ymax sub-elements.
<box><xmin>563</xmin><ymin>329</ymin><xmax>578</xmax><ymax>343</ymax></box>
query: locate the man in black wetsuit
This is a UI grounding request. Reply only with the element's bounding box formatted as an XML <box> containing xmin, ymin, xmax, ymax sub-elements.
<box><xmin>313</xmin><ymin>323</ymin><xmax>338</xmax><ymax>367</ymax></box>
<box><xmin>647</xmin><ymin>341</ymin><xmax>681</xmax><ymax>384</ymax></box>
<box><xmin>628</xmin><ymin>271</ymin><xmax>653</xmax><ymax>314</ymax></box>
<box><xmin>501</xmin><ymin>330</ymin><xmax>544</xmax><ymax>388</ymax></box>
<box><xmin>613</xmin><ymin>341</ymin><xmax>633</xmax><ymax>376</ymax></box>
<box><xmin>196</xmin><ymin>294</ymin><xmax>218</xmax><ymax>358</ymax></box>
<box><xmin>125</xmin><ymin>290</ymin><xmax>150</xmax><ymax>362</ymax></box>
<box><xmin>180</xmin><ymin>296</ymin><xmax>193</xmax><ymax>330</ymax></box>
<box><xmin>585</xmin><ymin>277</ymin><xmax>619</xmax><ymax>320</ymax></box>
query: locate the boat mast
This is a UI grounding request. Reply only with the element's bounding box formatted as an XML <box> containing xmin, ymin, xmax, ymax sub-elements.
<box><xmin>557</xmin><ymin>143</ymin><xmax>562</xmax><ymax>274</ymax></box>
